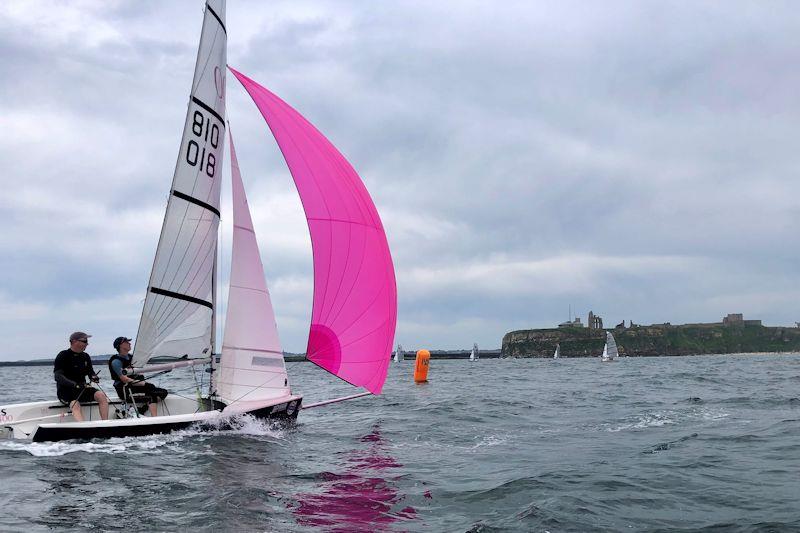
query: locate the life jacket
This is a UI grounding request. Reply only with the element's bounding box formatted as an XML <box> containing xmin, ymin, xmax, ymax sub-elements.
<box><xmin>108</xmin><ymin>353</ymin><xmax>133</xmax><ymax>386</ymax></box>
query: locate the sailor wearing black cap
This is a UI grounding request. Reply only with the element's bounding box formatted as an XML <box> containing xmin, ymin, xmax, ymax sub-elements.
<box><xmin>108</xmin><ymin>337</ymin><xmax>168</xmax><ymax>416</ymax></box>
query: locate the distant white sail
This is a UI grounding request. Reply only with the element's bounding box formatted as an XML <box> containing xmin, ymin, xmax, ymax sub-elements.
<box><xmin>133</xmin><ymin>0</ymin><xmax>227</xmax><ymax>368</ymax></box>
<box><xmin>606</xmin><ymin>331</ymin><xmax>618</xmax><ymax>358</ymax></box>
<box><xmin>394</xmin><ymin>344</ymin><xmax>403</xmax><ymax>363</ymax></box>
<box><xmin>470</xmin><ymin>343</ymin><xmax>479</xmax><ymax>361</ymax></box>
<box><xmin>553</xmin><ymin>343</ymin><xmax>560</xmax><ymax>359</ymax></box>
<box><xmin>601</xmin><ymin>331</ymin><xmax>618</xmax><ymax>361</ymax></box>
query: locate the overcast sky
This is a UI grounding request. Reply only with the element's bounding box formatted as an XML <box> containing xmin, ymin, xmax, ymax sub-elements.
<box><xmin>1</xmin><ymin>1</ymin><xmax>798</xmax><ymax>360</ymax></box>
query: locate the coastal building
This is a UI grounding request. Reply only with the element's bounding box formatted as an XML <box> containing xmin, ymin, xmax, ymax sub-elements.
<box><xmin>554</xmin><ymin>312</ymin><xmax>763</xmax><ymax>332</ymax></box>
<box><xmin>558</xmin><ymin>317</ymin><xmax>584</xmax><ymax>328</ymax></box>
<box><xmin>722</xmin><ymin>313</ymin><xmax>762</xmax><ymax>327</ymax></box>
<box><xmin>588</xmin><ymin>311</ymin><xmax>603</xmax><ymax>330</ymax></box>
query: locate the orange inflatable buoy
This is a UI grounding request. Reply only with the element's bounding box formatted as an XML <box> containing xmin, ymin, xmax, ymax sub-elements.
<box><xmin>414</xmin><ymin>349</ymin><xmax>430</xmax><ymax>382</ymax></box>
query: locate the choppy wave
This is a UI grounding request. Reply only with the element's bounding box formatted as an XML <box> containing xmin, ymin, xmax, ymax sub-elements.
<box><xmin>0</xmin><ymin>432</ymin><xmax>196</xmax><ymax>457</ymax></box>
<box><xmin>605</xmin><ymin>407</ymin><xmax>730</xmax><ymax>432</ymax></box>
<box><xmin>1</xmin><ymin>355</ymin><xmax>800</xmax><ymax>531</ymax></box>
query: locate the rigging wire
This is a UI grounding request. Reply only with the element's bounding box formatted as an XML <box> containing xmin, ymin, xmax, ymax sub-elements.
<box><xmin>191</xmin><ymin>364</ymin><xmax>203</xmax><ymax>404</ymax></box>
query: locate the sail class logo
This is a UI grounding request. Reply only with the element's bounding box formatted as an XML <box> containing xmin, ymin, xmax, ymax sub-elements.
<box><xmin>215</xmin><ymin>66</ymin><xmax>225</xmax><ymax>99</ymax></box>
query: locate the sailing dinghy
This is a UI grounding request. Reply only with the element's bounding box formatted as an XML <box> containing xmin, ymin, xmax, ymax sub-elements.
<box><xmin>0</xmin><ymin>0</ymin><xmax>396</xmax><ymax>442</ymax></box>
<box><xmin>393</xmin><ymin>344</ymin><xmax>404</xmax><ymax>363</ymax></box>
<box><xmin>553</xmin><ymin>343</ymin><xmax>560</xmax><ymax>359</ymax></box>
<box><xmin>600</xmin><ymin>331</ymin><xmax>618</xmax><ymax>362</ymax></box>
<box><xmin>469</xmin><ymin>343</ymin><xmax>479</xmax><ymax>361</ymax></box>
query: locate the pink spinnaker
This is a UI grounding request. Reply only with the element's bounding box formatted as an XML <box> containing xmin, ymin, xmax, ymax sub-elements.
<box><xmin>230</xmin><ymin>67</ymin><xmax>396</xmax><ymax>395</ymax></box>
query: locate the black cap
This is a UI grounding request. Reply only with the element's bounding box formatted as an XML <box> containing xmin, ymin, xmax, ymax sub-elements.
<box><xmin>113</xmin><ymin>337</ymin><xmax>132</xmax><ymax>351</ymax></box>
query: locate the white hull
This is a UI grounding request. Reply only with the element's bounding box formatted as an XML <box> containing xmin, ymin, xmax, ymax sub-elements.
<box><xmin>0</xmin><ymin>394</ymin><xmax>302</xmax><ymax>442</ymax></box>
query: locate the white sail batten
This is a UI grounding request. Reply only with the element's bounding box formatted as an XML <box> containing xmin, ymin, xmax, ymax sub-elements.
<box><xmin>133</xmin><ymin>1</ymin><xmax>228</xmax><ymax>368</ymax></box>
<box><xmin>215</xmin><ymin>130</ymin><xmax>290</xmax><ymax>404</ymax></box>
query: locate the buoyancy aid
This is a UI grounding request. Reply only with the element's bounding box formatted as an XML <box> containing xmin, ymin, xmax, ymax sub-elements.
<box><xmin>108</xmin><ymin>353</ymin><xmax>134</xmax><ymax>387</ymax></box>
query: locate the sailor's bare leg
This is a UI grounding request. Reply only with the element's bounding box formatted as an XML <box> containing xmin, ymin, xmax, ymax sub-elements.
<box><xmin>70</xmin><ymin>400</ymin><xmax>84</xmax><ymax>422</ymax></box>
<box><xmin>148</xmin><ymin>402</ymin><xmax>158</xmax><ymax>417</ymax></box>
<box><xmin>94</xmin><ymin>390</ymin><xmax>110</xmax><ymax>420</ymax></box>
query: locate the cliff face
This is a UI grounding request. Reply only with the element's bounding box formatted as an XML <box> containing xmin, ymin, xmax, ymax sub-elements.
<box><xmin>501</xmin><ymin>324</ymin><xmax>800</xmax><ymax>358</ymax></box>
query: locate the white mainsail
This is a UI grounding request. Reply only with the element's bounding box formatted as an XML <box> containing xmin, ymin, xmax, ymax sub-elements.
<box><xmin>215</xmin><ymin>131</ymin><xmax>289</xmax><ymax>403</ymax></box>
<box><xmin>133</xmin><ymin>0</ymin><xmax>227</xmax><ymax>368</ymax></box>
<box><xmin>470</xmin><ymin>343</ymin><xmax>479</xmax><ymax>361</ymax></box>
<box><xmin>601</xmin><ymin>331</ymin><xmax>618</xmax><ymax>361</ymax></box>
<box><xmin>553</xmin><ymin>343</ymin><xmax>560</xmax><ymax>359</ymax></box>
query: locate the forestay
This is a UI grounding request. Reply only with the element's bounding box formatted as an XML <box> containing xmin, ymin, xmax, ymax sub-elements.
<box><xmin>133</xmin><ymin>0</ymin><xmax>227</xmax><ymax>367</ymax></box>
<box><xmin>230</xmin><ymin>68</ymin><xmax>397</xmax><ymax>395</ymax></box>
<box><xmin>215</xmin><ymin>130</ymin><xmax>289</xmax><ymax>403</ymax></box>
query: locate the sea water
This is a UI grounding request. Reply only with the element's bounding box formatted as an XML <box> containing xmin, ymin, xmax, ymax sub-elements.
<box><xmin>0</xmin><ymin>354</ymin><xmax>799</xmax><ymax>532</ymax></box>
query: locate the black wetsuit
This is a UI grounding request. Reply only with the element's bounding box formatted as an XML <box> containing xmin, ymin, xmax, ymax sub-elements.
<box><xmin>53</xmin><ymin>349</ymin><xmax>99</xmax><ymax>404</ymax></box>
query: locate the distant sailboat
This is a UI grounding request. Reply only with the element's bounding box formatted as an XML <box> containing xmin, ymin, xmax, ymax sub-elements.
<box><xmin>469</xmin><ymin>343</ymin><xmax>479</xmax><ymax>361</ymax></box>
<box><xmin>600</xmin><ymin>331</ymin><xmax>618</xmax><ymax>362</ymax></box>
<box><xmin>553</xmin><ymin>343</ymin><xmax>560</xmax><ymax>359</ymax></box>
<box><xmin>393</xmin><ymin>344</ymin><xmax>404</xmax><ymax>363</ymax></box>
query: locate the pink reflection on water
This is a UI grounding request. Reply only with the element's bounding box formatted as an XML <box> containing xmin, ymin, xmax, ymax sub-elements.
<box><xmin>292</xmin><ymin>427</ymin><xmax>416</xmax><ymax>531</ymax></box>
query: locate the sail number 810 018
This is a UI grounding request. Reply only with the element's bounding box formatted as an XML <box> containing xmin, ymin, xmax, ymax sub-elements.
<box><xmin>186</xmin><ymin>109</ymin><xmax>220</xmax><ymax>178</ymax></box>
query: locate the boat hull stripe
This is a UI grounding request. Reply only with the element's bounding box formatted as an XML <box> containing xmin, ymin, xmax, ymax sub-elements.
<box><xmin>150</xmin><ymin>287</ymin><xmax>214</xmax><ymax>309</ymax></box>
<box><xmin>31</xmin><ymin>399</ymin><xmax>302</xmax><ymax>442</ymax></box>
<box><xmin>172</xmin><ymin>190</ymin><xmax>221</xmax><ymax>217</ymax></box>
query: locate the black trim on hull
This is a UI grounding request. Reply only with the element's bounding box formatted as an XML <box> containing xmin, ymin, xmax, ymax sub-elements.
<box><xmin>31</xmin><ymin>399</ymin><xmax>302</xmax><ymax>443</ymax></box>
<box><xmin>248</xmin><ymin>398</ymin><xmax>303</xmax><ymax>419</ymax></box>
<box><xmin>33</xmin><ymin>420</ymin><xmax>196</xmax><ymax>442</ymax></box>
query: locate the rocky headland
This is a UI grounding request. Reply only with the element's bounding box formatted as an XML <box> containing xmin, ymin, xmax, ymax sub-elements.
<box><xmin>502</xmin><ymin>322</ymin><xmax>800</xmax><ymax>358</ymax></box>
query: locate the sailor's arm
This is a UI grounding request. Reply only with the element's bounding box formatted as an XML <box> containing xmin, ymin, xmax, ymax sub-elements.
<box><xmin>111</xmin><ymin>359</ymin><xmax>140</xmax><ymax>385</ymax></box>
<box><xmin>54</xmin><ymin>369</ymin><xmax>79</xmax><ymax>389</ymax></box>
<box><xmin>86</xmin><ymin>358</ymin><xmax>100</xmax><ymax>382</ymax></box>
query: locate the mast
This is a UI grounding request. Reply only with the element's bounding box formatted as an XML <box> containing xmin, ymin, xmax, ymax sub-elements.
<box><xmin>209</xmin><ymin>241</ymin><xmax>218</xmax><ymax>396</ymax></box>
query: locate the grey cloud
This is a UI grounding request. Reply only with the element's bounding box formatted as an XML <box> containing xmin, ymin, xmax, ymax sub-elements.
<box><xmin>1</xmin><ymin>1</ymin><xmax>797</xmax><ymax>359</ymax></box>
